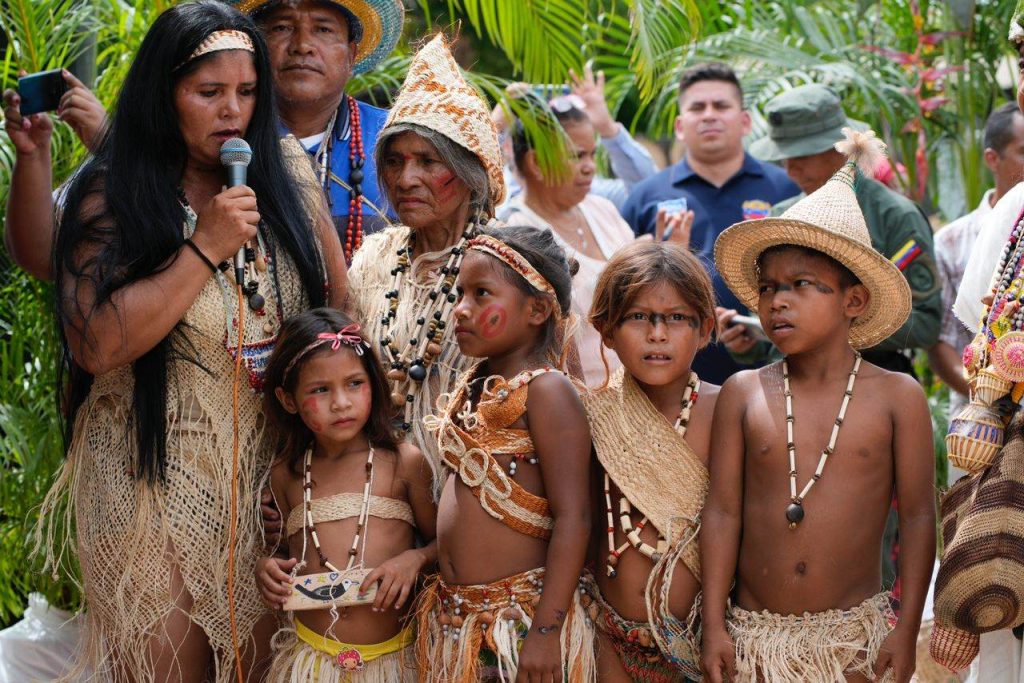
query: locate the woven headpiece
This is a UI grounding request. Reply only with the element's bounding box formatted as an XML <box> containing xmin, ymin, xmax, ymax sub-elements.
<box><xmin>715</xmin><ymin>127</ymin><xmax>911</xmax><ymax>349</ymax></box>
<box><xmin>1013</xmin><ymin>0</ymin><xmax>1024</xmax><ymax>44</ymax></box>
<box><xmin>232</xmin><ymin>0</ymin><xmax>404</xmax><ymax>75</ymax></box>
<box><xmin>468</xmin><ymin>235</ymin><xmax>555</xmax><ymax>298</ymax></box>
<box><xmin>385</xmin><ymin>34</ymin><xmax>506</xmax><ymax>209</ymax></box>
<box><xmin>177</xmin><ymin>30</ymin><xmax>254</xmax><ymax>70</ymax></box>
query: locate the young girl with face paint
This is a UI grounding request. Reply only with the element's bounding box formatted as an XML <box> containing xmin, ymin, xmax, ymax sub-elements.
<box><xmin>414</xmin><ymin>225</ymin><xmax>596</xmax><ymax>682</ymax></box>
<box><xmin>581</xmin><ymin>241</ymin><xmax>719</xmax><ymax>681</ymax></box>
<box><xmin>257</xmin><ymin>308</ymin><xmax>436</xmax><ymax>682</ymax></box>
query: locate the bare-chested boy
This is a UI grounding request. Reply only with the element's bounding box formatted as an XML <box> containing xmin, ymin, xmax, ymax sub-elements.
<box><xmin>701</xmin><ymin>131</ymin><xmax>936</xmax><ymax>683</ymax></box>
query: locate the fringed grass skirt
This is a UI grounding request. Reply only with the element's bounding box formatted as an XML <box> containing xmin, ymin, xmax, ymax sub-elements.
<box><xmin>727</xmin><ymin>592</ymin><xmax>895</xmax><ymax>683</ymax></box>
<box><xmin>413</xmin><ymin>568</ymin><xmax>596</xmax><ymax>682</ymax></box>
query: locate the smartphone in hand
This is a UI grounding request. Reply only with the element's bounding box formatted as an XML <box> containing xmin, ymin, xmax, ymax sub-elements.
<box><xmin>18</xmin><ymin>69</ymin><xmax>67</xmax><ymax>116</ymax></box>
<box><xmin>657</xmin><ymin>197</ymin><xmax>688</xmax><ymax>241</ymax></box>
<box><xmin>729</xmin><ymin>314</ymin><xmax>769</xmax><ymax>342</ymax></box>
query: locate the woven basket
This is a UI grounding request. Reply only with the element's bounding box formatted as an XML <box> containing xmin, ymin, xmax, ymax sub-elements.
<box><xmin>974</xmin><ymin>365</ymin><xmax>1012</xmax><ymax>406</ymax></box>
<box><xmin>935</xmin><ymin>412</ymin><xmax>1024</xmax><ymax>635</ymax></box>
<box><xmin>927</xmin><ymin>622</ymin><xmax>979</xmax><ymax>673</ymax></box>
<box><xmin>946</xmin><ymin>402</ymin><xmax>1006</xmax><ymax>473</ymax></box>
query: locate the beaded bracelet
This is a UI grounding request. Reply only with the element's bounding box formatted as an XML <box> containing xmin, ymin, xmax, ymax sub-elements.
<box><xmin>183</xmin><ymin>238</ymin><xmax>218</xmax><ymax>274</ymax></box>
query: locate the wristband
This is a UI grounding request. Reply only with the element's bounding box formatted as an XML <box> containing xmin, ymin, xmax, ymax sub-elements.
<box><xmin>183</xmin><ymin>238</ymin><xmax>218</xmax><ymax>274</ymax></box>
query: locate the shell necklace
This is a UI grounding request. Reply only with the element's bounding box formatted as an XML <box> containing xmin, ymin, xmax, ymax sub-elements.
<box><xmin>783</xmin><ymin>353</ymin><xmax>861</xmax><ymax>529</ymax></box>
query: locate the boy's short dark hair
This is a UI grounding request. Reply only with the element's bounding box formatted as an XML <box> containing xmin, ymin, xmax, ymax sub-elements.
<box><xmin>984</xmin><ymin>102</ymin><xmax>1023</xmax><ymax>155</ymax></box>
<box><xmin>678</xmin><ymin>62</ymin><xmax>743</xmax><ymax>104</ymax></box>
<box><xmin>756</xmin><ymin>245</ymin><xmax>861</xmax><ymax>289</ymax></box>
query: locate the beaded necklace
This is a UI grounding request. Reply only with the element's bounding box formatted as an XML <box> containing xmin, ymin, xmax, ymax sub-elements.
<box><xmin>380</xmin><ymin>226</ymin><xmax>478</xmax><ymax>430</ymax></box>
<box><xmin>315</xmin><ymin>96</ymin><xmax>365</xmax><ymax>262</ymax></box>
<box><xmin>300</xmin><ymin>446</ymin><xmax>375</xmax><ymax>573</ymax></box>
<box><xmin>604</xmin><ymin>372</ymin><xmax>700</xmax><ymax>578</ymax></box>
<box><xmin>782</xmin><ymin>353</ymin><xmax>861</xmax><ymax>529</ymax></box>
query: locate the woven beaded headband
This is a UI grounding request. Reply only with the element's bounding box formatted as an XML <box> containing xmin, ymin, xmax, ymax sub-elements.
<box><xmin>282</xmin><ymin>324</ymin><xmax>368</xmax><ymax>383</ymax></box>
<box><xmin>176</xmin><ymin>30</ymin><xmax>255</xmax><ymax>70</ymax></box>
<box><xmin>467</xmin><ymin>235</ymin><xmax>556</xmax><ymax>298</ymax></box>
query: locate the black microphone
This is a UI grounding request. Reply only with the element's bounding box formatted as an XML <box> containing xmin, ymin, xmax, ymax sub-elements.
<box><xmin>219</xmin><ymin>137</ymin><xmax>253</xmax><ymax>286</ymax></box>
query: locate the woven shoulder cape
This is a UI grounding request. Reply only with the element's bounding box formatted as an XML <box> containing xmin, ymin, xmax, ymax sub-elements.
<box><xmin>584</xmin><ymin>368</ymin><xmax>708</xmax><ymax>577</ymax></box>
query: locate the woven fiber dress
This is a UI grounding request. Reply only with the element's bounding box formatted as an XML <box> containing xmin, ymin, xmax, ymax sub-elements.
<box><xmin>38</xmin><ymin>141</ymin><xmax>324</xmax><ymax>683</ymax></box>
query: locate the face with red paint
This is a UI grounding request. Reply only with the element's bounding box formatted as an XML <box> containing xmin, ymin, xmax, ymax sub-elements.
<box><xmin>274</xmin><ymin>347</ymin><xmax>373</xmax><ymax>454</ymax></box>
<box><xmin>380</xmin><ymin>131</ymin><xmax>473</xmax><ymax>234</ymax></box>
<box><xmin>453</xmin><ymin>252</ymin><xmax>551</xmax><ymax>360</ymax></box>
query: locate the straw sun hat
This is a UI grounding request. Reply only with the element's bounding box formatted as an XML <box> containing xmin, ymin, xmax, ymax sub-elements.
<box><xmin>233</xmin><ymin>0</ymin><xmax>404</xmax><ymax>75</ymax></box>
<box><xmin>714</xmin><ymin>128</ymin><xmax>911</xmax><ymax>349</ymax></box>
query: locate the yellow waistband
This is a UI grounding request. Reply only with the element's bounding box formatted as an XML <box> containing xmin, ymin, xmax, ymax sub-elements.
<box><xmin>295</xmin><ymin>617</ymin><xmax>414</xmax><ymax>662</ymax></box>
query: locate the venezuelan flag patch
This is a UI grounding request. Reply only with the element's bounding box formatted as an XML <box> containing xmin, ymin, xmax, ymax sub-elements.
<box><xmin>742</xmin><ymin>199</ymin><xmax>771</xmax><ymax>220</ymax></box>
<box><xmin>890</xmin><ymin>239</ymin><xmax>922</xmax><ymax>271</ymax></box>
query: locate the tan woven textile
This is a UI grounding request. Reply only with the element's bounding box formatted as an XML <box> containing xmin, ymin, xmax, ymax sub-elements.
<box><xmin>583</xmin><ymin>367</ymin><xmax>707</xmax><ymax>580</ymax></box>
<box><xmin>934</xmin><ymin>409</ymin><xmax>1024</xmax><ymax>634</ymax></box>
<box><xmin>413</xmin><ymin>568</ymin><xmax>596</xmax><ymax>682</ymax></box>
<box><xmin>428</xmin><ymin>366</ymin><xmax>558</xmax><ymax>540</ymax></box>
<box><xmin>285</xmin><ymin>492</ymin><xmax>415</xmax><ymax>537</ymax></box>
<box><xmin>37</xmin><ymin>140</ymin><xmax>323</xmax><ymax>683</ymax></box>
<box><xmin>727</xmin><ymin>593</ymin><xmax>895</xmax><ymax>683</ymax></box>
<box><xmin>384</xmin><ymin>33</ymin><xmax>506</xmax><ymax>209</ymax></box>
<box><xmin>348</xmin><ymin>225</ymin><xmax>475</xmax><ymax>497</ymax></box>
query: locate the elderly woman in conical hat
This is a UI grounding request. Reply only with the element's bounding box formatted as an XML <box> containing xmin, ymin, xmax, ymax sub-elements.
<box><xmin>348</xmin><ymin>34</ymin><xmax>506</xmax><ymax>492</ymax></box>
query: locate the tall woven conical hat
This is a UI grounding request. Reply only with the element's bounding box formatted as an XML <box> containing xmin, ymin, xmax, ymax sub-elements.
<box><xmin>714</xmin><ymin>128</ymin><xmax>911</xmax><ymax>349</ymax></box>
<box><xmin>384</xmin><ymin>33</ymin><xmax>506</xmax><ymax>209</ymax></box>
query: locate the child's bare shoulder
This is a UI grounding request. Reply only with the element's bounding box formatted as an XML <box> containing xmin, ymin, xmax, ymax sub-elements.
<box><xmin>696</xmin><ymin>381</ymin><xmax>721</xmax><ymax>411</ymax></box>
<box><xmin>525</xmin><ymin>370</ymin><xmax>585</xmax><ymax>410</ymax></box>
<box><xmin>719</xmin><ymin>366</ymin><xmax>770</xmax><ymax>400</ymax></box>
<box><xmin>270</xmin><ymin>456</ymin><xmax>297</xmax><ymax>489</ymax></box>
<box><xmin>857</xmin><ymin>361</ymin><xmax>926</xmax><ymax>409</ymax></box>
<box><xmin>396</xmin><ymin>441</ymin><xmax>427</xmax><ymax>475</ymax></box>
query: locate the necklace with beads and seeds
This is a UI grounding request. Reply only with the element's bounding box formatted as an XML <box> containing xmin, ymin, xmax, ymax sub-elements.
<box><xmin>379</xmin><ymin>225</ymin><xmax>480</xmax><ymax>432</ymax></box>
<box><xmin>782</xmin><ymin>352</ymin><xmax>861</xmax><ymax>530</ymax></box>
<box><xmin>604</xmin><ymin>371</ymin><xmax>700</xmax><ymax>578</ymax></box>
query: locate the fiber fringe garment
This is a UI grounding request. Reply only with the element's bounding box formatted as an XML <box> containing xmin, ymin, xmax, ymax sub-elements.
<box><xmin>427</xmin><ymin>365</ymin><xmax>558</xmax><ymax>539</ymax></box>
<box><xmin>349</xmin><ymin>224</ymin><xmax>473</xmax><ymax>499</ymax></box>
<box><xmin>579</xmin><ymin>573</ymin><xmax>685</xmax><ymax>683</ymax></box>
<box><xmin>35</xmin><ymin>136</ymin><xmax>324</xmax><ymax>682</ymax></box>
<box><xmin>413</xmin><ymin>568</ymin><xmax>596</xmax><ymax>682</ymax></box>
<box><xmin>583</xmin><ymin>367</ymin><xmax>706</xmax><ymax>674</ymax></box>
<box><xmin>727</xmin><ymin>592</ymin><xmax>895</xmax><ymax>683</ymax></box>
<box><xmin>268</xmin><ymin>618</ymin><xmax>415</xmax><ymax>682</ymax></box>
<box><xmin>583</xmin><ymin>367</ymin><xmax>707</xmax><ymax>581</ymax></box>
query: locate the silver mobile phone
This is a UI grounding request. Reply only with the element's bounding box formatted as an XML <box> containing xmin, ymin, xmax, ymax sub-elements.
<box><xmin>729</xmin><ymin>314</ymin><xmax>769</xmax><ymax>342</ymax></box>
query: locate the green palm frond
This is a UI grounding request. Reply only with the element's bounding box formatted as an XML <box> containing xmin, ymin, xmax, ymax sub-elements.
<box><xmin>439</xmin><ymin>0</ymin><xmax>587</xmax><ymax>86</ymax></box>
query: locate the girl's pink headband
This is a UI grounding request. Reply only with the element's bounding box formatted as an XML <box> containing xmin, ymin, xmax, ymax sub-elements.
<box><xmin>281</xmin><ymin>324</ymin><xmax>368</xmax><ymax>383</ymax></box>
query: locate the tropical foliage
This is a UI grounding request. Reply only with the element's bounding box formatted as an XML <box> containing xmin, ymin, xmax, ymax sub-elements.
<box><xmin>0</xmin><ymin>0</ymin><xmax>1014</xmax><ymax>627</ymax></box>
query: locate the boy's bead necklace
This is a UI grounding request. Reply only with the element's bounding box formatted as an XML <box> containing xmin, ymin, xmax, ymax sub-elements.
<box><xmin>782</xmin><ymin>353</ymin><xmax>861</xmax><ymax>530</ymax></box>
<box><xmin>604</xmin><ymin>371</ymin><xmax>700</xmax><ymax>578</ymax></box>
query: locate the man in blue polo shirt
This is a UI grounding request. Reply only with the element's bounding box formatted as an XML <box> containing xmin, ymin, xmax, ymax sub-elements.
<box><xmin>621</xmin><ymin>62</ymin><xmax>799</xmax><ymax>383</ymax></box>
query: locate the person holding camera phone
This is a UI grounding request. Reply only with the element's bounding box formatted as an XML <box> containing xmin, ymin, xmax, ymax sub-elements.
<box><xmin>2</xmin><ymin>69</ymin><xmax>107</xmax><ymax>280</ymax></box>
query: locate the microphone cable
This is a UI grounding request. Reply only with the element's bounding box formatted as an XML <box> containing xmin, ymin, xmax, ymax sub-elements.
<box><xmin>228</xmin><ymin>280</ymin><xmax>247</xmax><ymax>682</ymax></box>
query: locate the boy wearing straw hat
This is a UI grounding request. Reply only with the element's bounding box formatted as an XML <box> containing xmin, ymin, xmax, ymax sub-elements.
<box><xmin>700</xmin><ymin>129</ymin><xmax>936</xmax><ymax>683</ymax></box>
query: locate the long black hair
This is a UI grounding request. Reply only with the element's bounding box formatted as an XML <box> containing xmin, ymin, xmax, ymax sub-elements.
<box><xmin>54</xmin><ymin>1</ymin><xmax>326</xmax><ymax>483</ymax></box>
<box><xmin>264</xmin><ymin>308</ymin><xmax>398</xmax><ymax>474</ymax></box>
